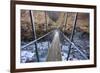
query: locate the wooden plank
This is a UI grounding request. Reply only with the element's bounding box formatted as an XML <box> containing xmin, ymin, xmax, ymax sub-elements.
<box><xmin>46</xmin><ymin>31</ymin><xmax>62</xmax><ymax>61</ymax></box>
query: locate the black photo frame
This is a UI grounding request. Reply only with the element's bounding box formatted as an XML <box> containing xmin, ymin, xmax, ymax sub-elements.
<box><xmin>11</xmin><ymin>0</ymin><xmax>96</xmax><ymax>73</ymax></box>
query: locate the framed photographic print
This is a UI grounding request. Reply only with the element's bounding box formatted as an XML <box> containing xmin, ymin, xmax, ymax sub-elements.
<box><xmin>11</xmin><ymin>0</ymin><xmax>97</xmax><ymax>73</ymax></box>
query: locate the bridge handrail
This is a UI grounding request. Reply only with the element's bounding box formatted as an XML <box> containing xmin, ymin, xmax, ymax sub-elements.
<box><xmin>21</xmin><ymin>30</ymin><xmax>53</xmax><ymax>49</ymax></box>
<box><xmin>60</xmin><ymin>31</ymin><xmax>88</xmax><ymax>59</ymax></box>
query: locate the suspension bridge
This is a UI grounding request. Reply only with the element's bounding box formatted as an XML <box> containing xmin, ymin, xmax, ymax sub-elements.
<box><xmin>21</xmin><ymin>11</ymin><xmax>89</xmax><ymax>63</ymax></box>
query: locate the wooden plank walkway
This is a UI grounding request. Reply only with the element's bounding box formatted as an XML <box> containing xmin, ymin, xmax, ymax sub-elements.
<box><xmin>46</xmin><ymin>31</ymin><xmax>62</xmax><ymax>61</ymax></box>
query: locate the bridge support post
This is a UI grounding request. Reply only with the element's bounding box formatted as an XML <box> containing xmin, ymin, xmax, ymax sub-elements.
<box><xmin>67</xmin><ymin>13</ymin><xmax>78</xmax><ymax>60</ymax></box>
<box><xmin>29</xmin><ymin>10</ymin><xmax>39</xmax><ymax>62</ymax></box>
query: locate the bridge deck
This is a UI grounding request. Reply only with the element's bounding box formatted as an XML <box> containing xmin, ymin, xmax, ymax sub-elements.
<box><xmin>46</xmin><ymin>31</ymin><xmax>62</xmax><ymax>61</ymax></box>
